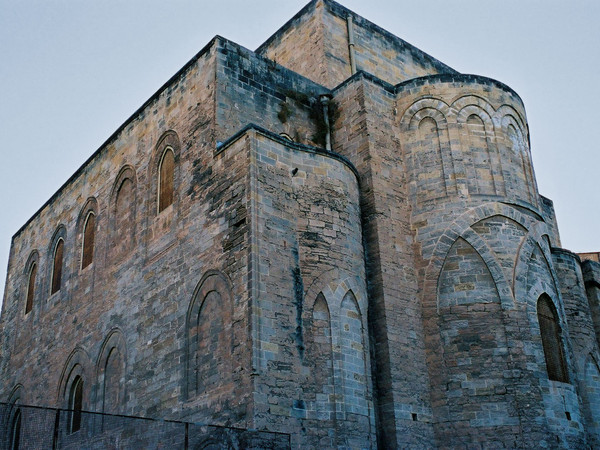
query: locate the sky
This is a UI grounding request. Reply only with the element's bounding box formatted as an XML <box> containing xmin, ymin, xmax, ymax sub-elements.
<box><xmin>0</xmin><ymin>0</ymin><xmax>599</xmax><ymax>302</ymax></box>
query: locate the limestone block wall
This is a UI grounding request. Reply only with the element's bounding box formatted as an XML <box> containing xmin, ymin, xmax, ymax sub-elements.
<box><xmin>553</xmin><ymin>249</ymin><xmax>600</xmax><ymax>447</ymax></box>
<box><xmin>215</xmin><ymin>38</ymin><xmax>329</xmax><ymax>149</ymax></box>
<box><xmin>0</xmin><ymin>40</ymin><xmax>253</xmax><ymax>428</ymax></box>
<box><xmin>244</xmin><ymin>129</ymin><xmax>375</xmax><ymax>448</ymax></box>
<box><xmin>257</xmin><ymin>0</ymin><xmax>455</xmax><ymax>89</ymax></box>
<box><xmin>540</xmin><ymin>195</ymin><xmax>562</xmax><ymax>248</ymax></box>
<box><xmin>583</xmin><ymin>261</ymin><xmax>600</xmax><ymax>349</ymax></box>
<box><xmin>331</xmin><ymin>73</ymin><xmax>435</xmax><ymax>448</ymax></box>
<box><xmin>396</xmin><ymin>75</ymin><xmax>584</xmax><ymax>447</ymax></box>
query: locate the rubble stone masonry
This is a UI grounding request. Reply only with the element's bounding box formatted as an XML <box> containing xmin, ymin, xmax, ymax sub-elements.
<box><xmin>2</xmin><ymin>1</ymin><xmax>600</xmax><ymax>448</ymax></box>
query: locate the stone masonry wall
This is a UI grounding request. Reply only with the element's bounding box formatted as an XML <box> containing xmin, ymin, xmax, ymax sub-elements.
<box><xmin>583</xmin><ymin>260</ymin><xmax>600</xmax><ymax>350</ymax></box>
<box><xmin>257</xmin><ymin>0</ymin><xmax>455</xmax><ymax>89</ymax></box>
<box><xmin>331</xmin><ymin>73</ymin><xmax>435</xmax><ymax>448</ymax></box>
<box><xmin>0</xmin><ymin>40</ymin><xmax>254</xmax><ymax>429</ymax></box>
<box><xmin>540</xmin><ymin>195</ymin><xmax>562</xmax><ymax>248</ymax></box>
<box><xmin>246</xmin><ymin>129</ymin><xmax>376</xmax><ymax>448</ymax></box>
<box><xmin>553</xmin><ymin>249</ymin><xmax>600</xmax><ymax>447</ymax></box>
<box><xmin>396</xmin><ymin>75</ymin><xmax>584</xmax><ymax>447</ymax></box>
<box><xmin>215</xmin><ymin>38</ymin><xmax>329</xmax><ymax>149</ymax></box>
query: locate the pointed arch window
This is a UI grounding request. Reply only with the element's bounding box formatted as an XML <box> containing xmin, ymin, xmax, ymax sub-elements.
<box><xmin>158</xmin><ymin>148</ymin><xmax>174</xmax><ymax>213</ymax></box>
<box><xmin>25</xmin><ymin>262</ymin><xmax>36</xmax><ymax>314</ymax></box>
<box><xmin>537</xmin><ymin>295</ymin><xmax>569</xmax><ymax>382</ymax></box>
<box><xmin>81</xmin><ymin>212</ymin><xmax>95</xmax><ymax>269</ymax></box>
<box><xmin>51</xmin><ymin>239</ymin><xmax>64</xmax><ymax>295</ymax></box>
<box><xmin>68</xmin><ymin>376</ymin><xmax>83</xmax><ymax>433</ymax></box>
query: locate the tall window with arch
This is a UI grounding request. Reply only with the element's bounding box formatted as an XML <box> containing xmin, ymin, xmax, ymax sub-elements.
<box><xmin>81</xmin><ymin>212</ymin><xmax>95</xmax><ymax>269</ymax></box>
<box><xmin>51</xmin><ymin>239</ymin><xmax>64</xmax><ymax>295</ymax></box>
<box><xmin>537</xmin><ymin>295</ymin><xmax>569</xmax><ymax>382</ymax></box>
<box><xmin>68</xmin><ymin>375</ymin><xmax>83</xmax><ymax>434</ymax></box>
<box><xmin>25</xmin><ymin>261</ymin><xmax>37</xmax><ymax>314</ymax></box>
<box><xmin>158</xmin><ymin>147</ymin><xmax>175</xmax><ymax>213</ymax></box>
<box><xmin>112</xmin><ymin>168</ymin><xmax>136</xmax><ymax>257</ymax></box>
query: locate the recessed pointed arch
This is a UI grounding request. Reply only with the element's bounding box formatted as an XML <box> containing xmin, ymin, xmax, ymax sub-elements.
<box><xmin>537</xmin><ymin>294</ymin><xmax>569</xmax><ymax>382</ymax></box>
<box><xmin>48</xmin><ymin>226</ymin><xmax>67</xmax><ymax>296</ymax></box>
<box><xmin>96</xmin><ymin>329</ymin><xmax>127</xmax><ymax>415</ymax></box>
<box><xmin>456</xmin><ymin>103</ymin><xmax>504</xmax><ymax>196</ymax></box>
<box><xmin>75</xmin><ymin>197</ymin><xmax>99</xmax><ymax>271</ymax></box>
<box><xmin>110</xmin><ymin>166</ymin><xmax>137</xmax><ymax>257</ymax></box>
<box><xmin>57</xmin><ymin>346</ymin><xmax>91</xmax><ymax>408</ymax></box>
<box><xmin>184</xmin><ymin>270</ymin><xmax>234</xmax><ymax>400</ymax></box>
<box><xmin>150</xmin><ymin>130</ymin><xmax>181</xmax><ymax>217</ymax></box>
<box><xmin>23</xmin><ymin>251</ymin><xmax>39</xmax><ymax>314</ymax></box>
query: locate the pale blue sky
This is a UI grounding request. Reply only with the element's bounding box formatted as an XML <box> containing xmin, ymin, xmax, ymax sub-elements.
<box><xmin>1</xmin><ymin>0</ymin><xmax>599</xmax><ymax>302</ymax></box>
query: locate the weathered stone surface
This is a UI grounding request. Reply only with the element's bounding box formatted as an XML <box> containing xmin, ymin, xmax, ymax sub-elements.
<box><xmin>1</xmin><ymin>1</ymin><xmax>599</xmax><ymax>448</ymax></box>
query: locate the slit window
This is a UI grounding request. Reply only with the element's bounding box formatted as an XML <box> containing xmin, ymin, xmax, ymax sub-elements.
<box><xmin>81</xmin><ymin>212</ymin><xmax>95</xmax><ymax>269</ymax></box>
<box><xmin>68</xmin><ymin>376</ymin><xmax>83</xmax><ymax>433</ymax></box>
<box><xmin>25</xmin><ymin>262</ymin><xmax>36</xmax><ymax>314</ymax></box>
<box><xmin>537</xmin><ymin>295</ymin><xmax>569</xmax><ymax>382</ymax></box>
<box><xmin>51</xmin><ymin>239</ymin><xmax>64</xmax><ymax>295</ymax></box>
<box><xmin>158</xmin><ymin>148</ymin><xmax>174</xmax><ymax>213</ymax></box>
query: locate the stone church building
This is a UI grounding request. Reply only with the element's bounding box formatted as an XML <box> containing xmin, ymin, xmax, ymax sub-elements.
<box><xmin>2</xmin><ymin>0</ymin><xmax>600</xmax><ymax>448</ymax></box>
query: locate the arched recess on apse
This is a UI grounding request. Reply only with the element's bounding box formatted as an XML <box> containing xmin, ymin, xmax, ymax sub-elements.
<box><xmin>498</xmin><ymin>110</ymin><xmax>537</xmax><ymax>206</ymax></box>
<box><xmin>23</xmin><ymin>250</ymin><xmax>39</xmax><ymax>316</ymax></box>
<box><xmin>148</xmin><ymin>130</ymin><xmax>181</xmax><ymax>216</ymax></box>
<box><xmin>536</xmin><ymin>294</ymin><xmax>569</xmax><ymax>383</ymax></box>
<box><xmin>109</xmin><ymin>166</ymin><xmax>137</xmax><ymax>259</ymax></box>
<box><xmin>5</xmin><ymin>385</ymin><xmax>24</xmax><ymax>450</ymax></box>
<box><xmin>57</xmin><ymin>347</ymin><xmax>92</xmax><ymax>412</ymax></box>
<box><xmin>454</xmin><ymin>98</ymin><xmax>504</xmax><ymax>196</ymax></box>
<box><xmin>581</xmin><ymin>354</ymin><xmax>600</xmax><ymax>444</ymax></box>
<box><xmin>339</xmin><ymin>290</ymin><xmax>369</xmax><ymax>417</ymax></box>
<box><xmin>96</xmin><ymin>329</ymin><xmax>127</xmax><ymax>415</ymax></box>
<box><xmin>400</xmin><ymin>98</ymin><xmax>456</xmax><ymax>202</ymax></box>
<box><xmin>47</xmin><ymin>225</ymin><xmax>67</xmax><ymax>297</ymax></box>
<box><xmin>184</xmin><ymin>271</ymin><xmax>234</xmax><ymax>401</ymax></box>
<box><xmin>437</xmin><ymin>237</ymin><xmax>501</xmax><ymax>308</ymax></box>
<box><xmin>75</xmin><ymin>197</ymin><xmax>99</xmax><ymax>272</ymax></box>
<box><xmin>513</xmin><ymin>221</ymin><xmax>557</xmax><ymax>301</ymax></box>
<box><xmin>421</xmin><ymin>202</ymin><xmax>541</xmax><ymax>310</ymax></box>
<box><xmin>301</xmin><ymin>270</ymin><xmax>370</xmax><ymax>421</ymax></box>
<box><xmin>303</xmin><ymin>292</ymin><xmax>335</xmax><ymax>421</ymax></box>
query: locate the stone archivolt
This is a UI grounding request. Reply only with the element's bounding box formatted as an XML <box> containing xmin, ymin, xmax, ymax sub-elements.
<box><xmin>1</xmin><ymin>1</ymin><xmax>599</xmax><ymax>448</ymax></box>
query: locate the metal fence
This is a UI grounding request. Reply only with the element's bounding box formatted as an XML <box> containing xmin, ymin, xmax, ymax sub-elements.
<box><xmin>0</xmin><ymin>402</ymin><xmax>290</xmax><ymax>449</ymax></box>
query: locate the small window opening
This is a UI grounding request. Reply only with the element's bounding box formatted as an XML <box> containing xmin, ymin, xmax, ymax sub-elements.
<box><xmin>51</xmin><ymin>239</ymin><xmax>64</xmax><ymax>295</ymax></box>
<box><xmin>81</xmin><ymin>212</ymin><xmax>95</xmax><ymax>269</ymax></box>
<box><xmin>158</xmin><ymin>148</ymin><xmax>174</xmax><ymax>213</ymax></box>
<box><xmin>25</xmin><ymin>262</ymin><xmax>36</xmax><ymax>314</ymax></box>
<box><xmin>68</xmin><ymin>376</ymin><xmax>83</xmax><ymax>434</ymax></box>
<box><xmin>537</xmin><ymin>295</ymin><xmax>569</xmax><ymax>382</ymax></box>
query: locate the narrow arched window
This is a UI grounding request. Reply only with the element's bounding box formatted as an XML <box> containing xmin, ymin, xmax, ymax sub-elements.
<box><xmin>68</xmin><ymin>376</ymin><xmax>83</xmax><ymax>433</ymax></box>
<box><xmin>9</xmin><ymin>408</ymin><xmax>21</xmax><ymax>450</ymax></box>
<box><xmin>158</xmin><ymin>148</ymin><xmax>174</xmax><ymax>213</ymax></box>
<box><xmin>51</xmin><ymin>239</ymin><xmax>64</xmax><ymax>295</ymax></box>
<box><xmin>81</xmin><ymin>212</ymin><xmax>95</xmax><ymax>269</ymax></box>
<box><xmin>537</xmin><ymin>295</ymin><xmax>569</xmax><ymax>382</ymax></box>
<box><xmin>25</xmin><ymin>262</ymin><xmax>36</xmax><ymax>314</ymax></box>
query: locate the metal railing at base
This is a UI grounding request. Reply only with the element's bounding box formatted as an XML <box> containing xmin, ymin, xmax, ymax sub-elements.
<box><xmin>0</xmin><ymin>402</ymin><xmax>290</xmax><ymax>449</ymax></box>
